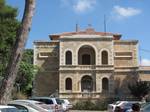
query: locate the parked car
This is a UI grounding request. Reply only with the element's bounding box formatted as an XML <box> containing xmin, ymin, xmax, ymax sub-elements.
<box><xmin>8</xmin><ymin>100</ymin><xmax>54</xmax><ymax>112</ymax></box>
<box><xmin>29</xmin><ymin>97</ymin><xmax>63</xmax><ymax>112</ymax></box>
<box><xmin>108</xmin><ymin>101</ymin><xmax>141</xmax><ymax>112</ymax></box>
<box><xmin>0</xmin><ymin>105</ymin><xmax>18</xmax><ymax>112</ymax></box>
<box><xmin>60</xmin><ymin>99</ymin><xmax>73</xmax><ymax>111</ymax></box>
<box><xmin>138</xmin><ymin>102</ymin><xmax>150</xmax><ymax>112</ymax></box>
<box><xmin>108</xmin><ymin>101</ymin><xmax>128</xmax><ymax>112</ymax></box>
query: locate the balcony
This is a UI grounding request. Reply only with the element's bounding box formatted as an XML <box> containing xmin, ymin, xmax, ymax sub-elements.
<box><xmin>59</xmin><ymin>91</ymin><xmax>112</xmax><ymax>99</ymax></box>
<box><xmin>59</xmin><ymin>65</ymin><xmax>114</xmax><ymax>71</ymax></box>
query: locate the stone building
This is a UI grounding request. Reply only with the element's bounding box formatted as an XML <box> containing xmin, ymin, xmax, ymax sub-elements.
<box><xmin>33</xmin><ymin>27</ymin><xmax>150</xmax><ymax>99</ymax></box>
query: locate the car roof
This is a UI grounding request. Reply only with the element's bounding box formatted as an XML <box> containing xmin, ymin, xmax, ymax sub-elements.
<box><xmin>8</xmin><ymin>101</ymin><xmax>48</xmax><ymax>112</ymax></box>
<box><xmin>30</xmin><ymin>97</ymin><xmax>59</xmax><ymax>100</ymax></box>
<box><xmin>9</xmin><ymin>100</ymin><xmax>42</xmax><ymax>104</ymax></box>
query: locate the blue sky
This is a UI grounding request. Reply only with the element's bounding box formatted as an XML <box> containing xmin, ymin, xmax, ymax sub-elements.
<box><xmin>6</xmin><ymin>0</ymin><xmax>150</xmax><ymax>65</ymax></box>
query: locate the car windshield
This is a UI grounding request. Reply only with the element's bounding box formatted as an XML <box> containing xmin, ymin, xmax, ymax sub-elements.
<box><xmin>141</xmin><ymin>102</ymin><xmax>150</xmax><ymax>108</ymax></box>
<box><xmin>0</xmin><ymin>108</ymin><xmax>18</xmax><ymax>112</ymax></box>
<box><xmin>60</xmin><ymin>99</ymin><xmax>65</xmax><ymax>104</ymax></box>
<box><xmin>113</xmin><ymin>101</ymin><xmax>121</xmax><ymax>105</ymax></box>
<box><xmin>56</xmin><ymin>99</ymin><xmax>62</xmax><ymax>105</ymax></box>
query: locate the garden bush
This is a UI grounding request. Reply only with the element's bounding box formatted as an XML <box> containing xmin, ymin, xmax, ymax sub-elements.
<box><xmin>73</xmin><ymin>98</ymin><xmax>113</xmax><ymax>110</ymax></box>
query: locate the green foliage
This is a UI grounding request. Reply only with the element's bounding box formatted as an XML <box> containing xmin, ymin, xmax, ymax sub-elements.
<box><xmin>16</xmin><ymin>49</ymin><xmax>38</xmax><ymax>95</ymax></box>
<box><xmin>0</xmin><ymin>0</ymin><xmax>20</xmax><ymax>76</ymax></box>
<box><xmin>22</xmin><ymin>49</ymin><xmax>33</xmax><ymax>64</ymax></box>
<box><xmin>73</xmin><ymin>100</ymin><xmax>95</xmax><ymax>110</ymax></box>
<box><xmin>0</xmin><ymin>0</ymin><xmax>17</xmax><ymax>18</ymax></box>
<box><xmin>0</xmin><ymin>0</ymin><xmax>36</xmax><ymax>96</ymax></box>
<box><xmin>128</xmin><ymin>81</ymin><xmax>150</xmax><ymax>99</ymax></box>
<box><xmin>94</xmin><ymin>100</ymin><xmax>108</xmax><ymax>110</ymax></box>
<box><xmin>73</xmin><ymin>99</ymin><xmax>108</xmax><ymax>110</ymax></box>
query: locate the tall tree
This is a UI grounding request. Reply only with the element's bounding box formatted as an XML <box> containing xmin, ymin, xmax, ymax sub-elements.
<box><xmin>0</xmin><ymin>0</ymin><xmax>35</xmax><ymax>104</ymax></box>
<box><xmin>128</xmin><ymin>80</ymin><xmax>150</xmax><ymax>100</ymax></box>
<box><xmin>0</xmin><ymin>0</ymin><xmax>20</xmax><ymax>77</ymax></box>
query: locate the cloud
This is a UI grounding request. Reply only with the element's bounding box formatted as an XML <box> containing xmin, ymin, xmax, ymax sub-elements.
<box><xmin>73</xmin><ymin>0</ymin><xmax>96</xmax><ymax>13</ymax></box>
<box><xmin>61</xmin><ymin>0</ymin><xmax>97</xmax><ymax>14</ymax></box>
<box><xmin>141</xmin><ymin>59</ymin><xmax>150</xmax><ymax>66</ymax></box>
<box><xmin>112</xmin><ymin>5</ymin><xmax>141</xmax><ymax>19</ymax></box>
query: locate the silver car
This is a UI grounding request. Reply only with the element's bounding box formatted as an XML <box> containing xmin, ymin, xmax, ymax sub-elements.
<box><xmin>0</xmin><ymin>105</ymin><xmax>18</xmax><ymax>112</ymax></box>
<box><xmin>8</xmin><ymin>100</ymin><xmax>53</xmax><ymax>112</ymax></box>
<box><xmin>140</xmin><ymin>102</ymin><xmax>150</xmax><ymax>112</ymax></box>
<box><xmin>60</xmin><ymin>99</ymin><xmax>73</xmax><ymax>111</ymax></box>
<box><xmin>30</xmin><ymin>97</ymin><xmax>63</xmax><ymax>112</ymax></box>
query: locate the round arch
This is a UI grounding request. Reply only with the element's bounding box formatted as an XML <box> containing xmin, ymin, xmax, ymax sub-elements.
<box><xmin>65</xmin><ymin>50</ymin><xmax>72</xmax><ymax>65</ymax></box>
<box><xmin>102</xmin><ymin>77</ymin><xmax>109</xmax><ymax>91</ymax></box>
<box><xmin>77</xmin><ymin>45</ymin><xmax>96</xmax><ymax>65</ymax></box>
<box><xmin>64</xmin><ymin>49</ymin><xmax>73</xmax><ymax>65</ymax></box>
<box><xmin>65</xmin><ymin>77</ymin><xmax>72</xmax><ymax>90</ymax></box>
<box><xmin>76</xmin><ymin>43</ymin><xmax>97</xmax><ymax>65</ymax></box>
<box><xmin>100</xmin><ymin>48</ymin><xmax>109</xmax><ymax>65</ymax></box>
<box><xmin>81</xmin><ymin>75</ymin><xmax>93</xmax><ymax>92</ymax></box>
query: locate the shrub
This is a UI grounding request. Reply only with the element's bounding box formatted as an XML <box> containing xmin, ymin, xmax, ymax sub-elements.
<box><xmin>12</xmin><ymin>92</ymin><xmax>27</xmax><ymax>100</ymax></box>
<box><xmin>73</xmin><ymin>99</ymin><xmax>111</xmax><ymax>110</ymax></box>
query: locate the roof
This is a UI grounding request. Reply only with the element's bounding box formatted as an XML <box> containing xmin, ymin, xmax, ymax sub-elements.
<box><xmin>49</xmin><ymin>28</ymin><xmax>121</xmax><ymax>40</ymax></box>
<box><xmin>139</xmin><ymin>66</ymin><xmax>150</xmax><ymax>71</ymax></box>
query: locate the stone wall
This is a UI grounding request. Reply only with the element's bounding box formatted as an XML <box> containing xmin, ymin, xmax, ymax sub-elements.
<box><xmin>33</xmin><ymin>34</ymin><xmax>150</xmax><ymax>99</ymax></box>
<box><xmin>33</xmin><ymin>42</ymin><xmax>59</xmax><ymax>96</ymax></box>
<box><xmin>114</xmin><ymin>40</ymin><xmax>138</xmax><ymax>67</ymax></box>
<box><xmin>59</xmin><ymin>36</ymin><xmax>114</xmax><ymax>66</ymax></box>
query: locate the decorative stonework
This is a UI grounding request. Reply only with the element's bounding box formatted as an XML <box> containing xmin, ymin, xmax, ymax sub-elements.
<box><xmin>33</xmin><ymin>28</ymin><xmax>150</xmax><ymax>99</ymax></box>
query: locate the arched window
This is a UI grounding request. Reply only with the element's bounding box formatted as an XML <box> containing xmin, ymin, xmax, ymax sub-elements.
<box><xmin>102</xmin><ymin>51</ymin><xmax>108</xmax><ymax>65</ymax></box>
<box><xmin>66</xmin><ymin>51</ymin><xmax>72</xmax><ymax>65</ymax></box>
<box><xmin>78</xmin><ymin>45</ymin><xmax>95</xmax><ymax>65</ymax></box>
<box><xmin>102</xmin><ymin>78</ymin><xmax>109</xmax><ymax>91</ymax></box>
<box><xmin>82</xmin><ymin>54</ymin><xmax>91</xmax><ymax>65</ymax></box>
<box><xmin>81</xmin><ymin>75</ymin><xmax>93</xmax><ymax>92</ymax></box>
<box><xmin>65</xmin><ymin>78</ymin><xmax>72</xmax><ymax>90</ymax></box>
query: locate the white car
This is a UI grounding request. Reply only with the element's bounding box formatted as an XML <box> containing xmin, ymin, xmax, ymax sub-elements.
<box><xmin>108</xmin><ymin>101</ymin><xmax>141</xmax><ymax>112</ymax></box>
<box><xmin>60</xmin><ymin>99</ymin><xmax>73</xmax><ymax>111</ymax></box>
<box><xmin>30</xmin><ymin>97</ymin><xmax>63</xmax><ymax>112</ymax></box>
<box><xmin>8</xmin><ymin>100</ymin><xmax>53</xmax><ymax>112</ymax></box>
<box><xmin>0</xmin><ymin>105</ymin><xmax>18</xmax><ymax>112</ymax></box>
<box><xmin>108</xmin><ymin>101</ymin><xmax>130</xmax><ymax>112</ymax></box>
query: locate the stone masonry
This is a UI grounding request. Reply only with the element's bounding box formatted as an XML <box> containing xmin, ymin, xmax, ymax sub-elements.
<box><xmin>33</xmin><ymin>28</ymin><xmax>150</xmax><ymax>99</ymax></box>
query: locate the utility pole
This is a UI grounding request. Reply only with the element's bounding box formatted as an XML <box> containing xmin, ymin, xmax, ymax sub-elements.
<box><xmin>104</xmin><ymin>15</ymin><xmax>107</xmax><ymax>35</ymax></box>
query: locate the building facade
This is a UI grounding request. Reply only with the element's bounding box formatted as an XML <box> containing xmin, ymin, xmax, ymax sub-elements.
<box><xmin>33</xmin><ymin>28</ymin><xmax>150</xmax><ymax>99</ymax></box>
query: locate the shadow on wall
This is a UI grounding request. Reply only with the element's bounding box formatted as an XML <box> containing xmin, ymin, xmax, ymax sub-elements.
<box><xmin>114</xmin><ymin>69</ymin><xmax>139</xmax><ymax>99</ymax></box>
<box><xmin>33</xmin><ymin>47</ymin><xmax>59</xmax><ymax>96</ymax></box>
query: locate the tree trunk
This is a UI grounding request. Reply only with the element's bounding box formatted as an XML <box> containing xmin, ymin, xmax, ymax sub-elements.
<box><xmin>0</xmin><ymin>0</ymin><xmax>35</xmax><ymax>104</ymax></box>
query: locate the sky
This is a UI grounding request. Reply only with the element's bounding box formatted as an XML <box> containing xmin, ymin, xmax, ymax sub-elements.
<box><xmin>6</xmin><ymin>0</ymin><xmax>150</xmax><ymax>66</ymax></box>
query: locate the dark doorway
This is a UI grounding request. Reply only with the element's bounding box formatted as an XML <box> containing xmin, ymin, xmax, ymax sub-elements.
<box><xmin>82</xmin><ymin>54</ymin><xmax>91</xmax><ymax>65</ymax></box>
<box><xmin>81</xmin><ymin>75</ymin><xmax>93</xmax><ymax>92</ymax></box>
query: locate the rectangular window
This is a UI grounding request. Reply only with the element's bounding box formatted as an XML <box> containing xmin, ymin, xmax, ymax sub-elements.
<box><xmin>38</xmin><ymin>52</ymin><xmax>57</xmax><ymax>58</ymax></box>
<box><xmin>115</xmin><ymin>52</ymin><xmax>132</xmax><ymax>58</ymax></box>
